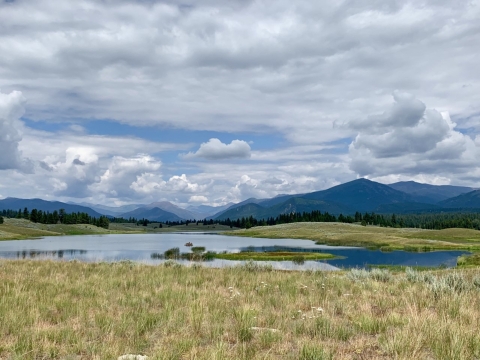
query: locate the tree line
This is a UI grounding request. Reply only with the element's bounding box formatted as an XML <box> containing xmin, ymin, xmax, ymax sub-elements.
<box><xmin>0</xmin><ymin>208</ymin><xmax>110</xmax><ymax>229</ymax></box>
<box><xmin>2</xmin><ymin>206</ymin><xmax>480</xmax><ymax>232</ymax></box>
<box><xmin>216</xmin><ymin>210</ymin><xmax>480</xmax><ymax>231</ymax></box>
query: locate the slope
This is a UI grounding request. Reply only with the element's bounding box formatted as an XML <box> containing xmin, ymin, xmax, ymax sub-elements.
<box><xmin>0</xmin><ymin>198</ymin><xmax>103</xmax><ymax>218</ymax></box>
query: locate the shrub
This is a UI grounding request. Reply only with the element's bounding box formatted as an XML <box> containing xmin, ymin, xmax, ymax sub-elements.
<box><xmin>370</xmin><ymin>268</ymin><xmax>392</xmax><ymax>282</ymax></box>
<box><xmin>292</xmin><ymin>255</ymin><xmax>306</xmax><ymax>265</ymax></box>
<box><xmin>164</xmin><ymin>247</ymin><xmax>180</xmax><ymax>259</ymax></box>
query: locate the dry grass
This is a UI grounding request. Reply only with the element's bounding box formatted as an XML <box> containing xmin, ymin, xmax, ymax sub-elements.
<box><xmin>228</xmin><ymin>222</ymin><xmax>480</xmax><ymax>251</ymax></box>
<box><xmin>0</xmin><ymin>218</ymin><xmax>137</xmax><ymax>241</ymax></box>
<box><xmin>1</xmin><ymin>260</ymin><xmax>480</xmax><ymax>359</ymax></box>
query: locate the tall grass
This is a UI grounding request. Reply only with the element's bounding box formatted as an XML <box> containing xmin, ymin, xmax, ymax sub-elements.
<box><xmin>1</xmin><ymin>260</ymin><xmax>480</xmax><ymax>359</ymax></box>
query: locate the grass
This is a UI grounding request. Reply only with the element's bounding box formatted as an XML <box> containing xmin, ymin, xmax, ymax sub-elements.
<box><xmin>214</xmin><ymin>251</ymin><xmax>336</xmax><ymax>262</ymax></box>
<box><xmin>0</xmin><ymin>219</ymin><xmax>236</xmax><ymax>241</ymax></box>
<box><xmin>457</xmin><ymin>253</ymin><xmax>480</xmax><ymax>267</ymax></box>
<box><xmin>0</xmin><ymin>218</ymin><xmax>131</xmax><ymax>241</ymax></box>
<box><xmin>109</xmin><ymin>222</ymin><xmax>237</xmax><ymax>233</ymax></box>
<box><xmin>1</xmin><ymin>260</ymin><xmax>480</xmax><ymax>359</ymax></box>
<box><xmin>227</xmin><ymin>222</ymin><xmax>480</xmax><ymax>251</ymax></box>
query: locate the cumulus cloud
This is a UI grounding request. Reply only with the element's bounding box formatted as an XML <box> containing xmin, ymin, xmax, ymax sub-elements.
<box><xmin>184</xmin><ymin>138</ymin><xmax>251</xmax><ymax>160</ymax></box>
<box><xmin>189</xmin><ymin>195</ymin><xmax>208</xmax><ymax>203</ymax></box>
<box><xmin>0</xmin><ymin>90</ymin><xmax>32</xmax><ymax>172</ymax></box>
<box><xmin>348</xmin><ymin>92</ymin><xmax>480</xmax><ymax>179</ymax></box>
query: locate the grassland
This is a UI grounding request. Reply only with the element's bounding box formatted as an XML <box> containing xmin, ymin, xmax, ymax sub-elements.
<box><xmin>1</xmin><ymin>260</ymin><xmax>480</xmax><ymax>359</ymax></box>
<box><xmin>0</xmin><ymin>218</ymin><xmax>133</xmax><ymax>241</ymax></box>
<box><xmin>0</xmin><ymin>218</ymin><xmax>236</xmax><ymax>241</ymax></box>
<box><xmin>214</xmin><ymin>251</ymin><xmax>336</xmax><ymax>262</ymax></box>
<box><xmin>227</xmin><ymin>222</ymin><xmax>480</xmax><ymax>252</ymax></box>
<box><xmin>110</xmin><ymin>222</ymin><xmax>236</xmax><ymax>233</ymax></box>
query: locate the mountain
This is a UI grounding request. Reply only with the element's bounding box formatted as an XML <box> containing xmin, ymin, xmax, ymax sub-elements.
<box><xmin>438</xmin><ymin>190</ymin><xmax>480</xmax><ymax>209</ymax></box>
<box><xmin>209</xmin><ymin>198</ymin><xmax>266</xmax><ymax>219</ymax></box>
<box><xmin>214</xmin><ymin>203</ymin><xmax>266</xmax><ymax>220</ymax></box>
<box><xmin>257</xmin><ymin>194</ymin><xmax>301</xmax><ymax>208</ymax></box>
<box><xmin>302</xmin><ymin>178</ymin><xmax>419</xmax><ymax>212</ymax></box>
<box><xmin>374</xmin><ymin>202</ymin><xmax>443</xmax><ymax>213</ymax></box>
<box><xmin>71</xmin><ymin>202</ymin><xmax>145</xmax><ymax>216</ymax></box>
<box><xmin>119</xmin><ymin>207</ymin><xmax>183</xmax><ymax>222</ymax></box>
<box><xmin>186</xmin><ymin>203</ymin><xmax>234</xmax><ymax>218</ymax></box>
<box><xmin>0</xmin><ymin>198</ymin><xmax>103</xmax><ymax>217</ymax></box>
<box><xmin>122</xmin><ymin>201</ymin><xmax>197</xmax><ymax>220</ymax></box>
<box><xmin>215</xmin><ymin>197</ymin><xmax>351</xmax><ymax>220</ymax></box>
<box><xmin>388</xmin><ymin>181</ymin><xmax>474</xmax><ymax>203</ymax></box>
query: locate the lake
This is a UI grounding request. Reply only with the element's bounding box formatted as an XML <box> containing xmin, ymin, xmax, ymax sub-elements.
<box><xmin>0</xmin><ymin>233</ymin><xmax>469</xmax><ymax>270</ymax></box>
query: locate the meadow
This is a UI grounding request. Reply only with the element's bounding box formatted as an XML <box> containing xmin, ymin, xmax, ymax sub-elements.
<box><xmin>228</xmin><ymin>222</ymin><xmax>480</xmax><ymax>252</ymax></box>
<box><xmin>1</xmin><ymin>260</ymin><xmax>480</xmax><ymax>359</ymax></box>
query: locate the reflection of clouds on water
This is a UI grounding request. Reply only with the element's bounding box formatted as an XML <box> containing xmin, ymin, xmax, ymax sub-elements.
<box><xmin>0</xmin><ymin>233</ymin><xmax>469</xmax><ymax>269</ymax></box>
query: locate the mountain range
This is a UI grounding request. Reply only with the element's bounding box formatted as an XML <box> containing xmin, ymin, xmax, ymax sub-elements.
<box><xmin>1</xmin><ymin>179</ymin><xmax>479</xmax><ymax>222</ymax></box>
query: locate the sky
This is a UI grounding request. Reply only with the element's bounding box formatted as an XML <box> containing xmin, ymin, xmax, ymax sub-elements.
<box><xmin>0</xmin><ymin>0</ymin><xmax>479</xmax><ymax>207</ymax></box>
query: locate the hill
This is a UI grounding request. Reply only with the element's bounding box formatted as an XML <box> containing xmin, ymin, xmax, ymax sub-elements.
<box><xmin>120</xmin><ymin>207</ymin><xmax>183</xmax><ymax>222</ymax></box>
<box><xmin>301</xmin><ymin>178</ymin><xmax>420</xmax><ymax>212</ymax></box>
<box><xmin>123</xmin><ymin>201</ymin><xmax>197</xmax><ymax>220</ymax></box>
<box><xmin>438</xmin><ymin>190</ymin><xmax>480</xmax><ymax>209</ymax></box>
<box><xmin>0</xmin><ymin>198</ymin><xmax>103</xmax><ymax>218</ymax></box>
<box><xmin>388</xmin><ymin>181</ymin><xmax>474</xmax><ymax>203</ymax></box>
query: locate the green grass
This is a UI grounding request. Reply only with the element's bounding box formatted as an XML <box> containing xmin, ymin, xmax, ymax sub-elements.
<box><xmin>1</xmin><ymin>261</ymin><xmax>480</xmax><ymax>359</ymax></box>
<box><xmin>457</xmin><ymin>252</ymin><xmax>480</xmax><ymax>267</ymax></box>
<box><xmin>227</xmin><ymin>222</ymin><xmax>480</xmax><ymax>251</ymax></box>
<box><xmin>214</xmin><ymin>251</ymin><xmax>336</xmax><ymax>261</ymax></box>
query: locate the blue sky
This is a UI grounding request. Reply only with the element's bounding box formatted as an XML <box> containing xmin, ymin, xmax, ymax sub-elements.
<box><xmin>0</xmin><ymin>0</ymin><xmax>479</xmax><ymax>206</ymax></box>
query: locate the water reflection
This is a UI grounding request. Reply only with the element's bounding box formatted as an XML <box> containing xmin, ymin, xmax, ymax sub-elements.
<box><xmin>14</xmin><ymin>249</ymin><xmax>87</xmax><ymax>259</ymax></box>
<box><xmin>0</xmin><ymin>233</ymin><xmax>470</xmax><ymax>270</ymax></box>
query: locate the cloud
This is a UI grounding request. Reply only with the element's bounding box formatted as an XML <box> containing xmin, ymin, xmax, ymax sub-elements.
<box><xmin>184</xmin><ymin>138</ymin><xmax>251</xmax><ymax>160</ymax></box>
<box><xmin>189</xmin><ymin>195</ymin><xmax>208</xmax><ymax>203</ymax></box>
<box><xmin>72</xmin><ymin>158</ymin><xmax>86</xmax><ymax>166</ymax></box>
<box><xmin>0</xmin><ymin>90</ymin><xmax>32</xmax><ymax>172</ymax></box>
<box><xmin>348</xmin><ymin>92</ymin><xmax>480</xmax><ymax>180</ymax></box>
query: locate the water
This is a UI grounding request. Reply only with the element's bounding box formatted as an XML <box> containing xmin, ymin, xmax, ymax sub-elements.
<box><xmin>0</xmin><ymin>233</ymin><xmax>468</xmax><ymax>270</ymax></box>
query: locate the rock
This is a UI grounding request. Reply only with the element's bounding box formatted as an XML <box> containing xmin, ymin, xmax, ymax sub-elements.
<box><xmin>118</xmin><ymin>355</ymin><xmax>149</xmax><ymax>360</ymax></box>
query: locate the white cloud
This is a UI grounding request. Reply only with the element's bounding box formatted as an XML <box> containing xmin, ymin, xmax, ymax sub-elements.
<box><xmin>0</xmin><ymin>90</ymin><xmax>32</xmax><ymax>172</ymax></box>
<box><xmin>184</xmin><ymin>138</ymin><xmax>251</xmax><ymax>160</ymax></box>
<box><xmin>189</xmin><ymin>195</ymin><xmax>208</xmax><ymax>203</ymax></box>
<box><xmin>348</xmin><ymin>92</ymin><xmax>480</xmax><ymax>181</ymax></box>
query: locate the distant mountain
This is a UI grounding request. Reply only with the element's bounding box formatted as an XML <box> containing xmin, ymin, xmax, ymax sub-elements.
<box><xmin>302</xmin><ymin>178</ymin><xmax>418</xmax><ymax>212</ymax></box>
<box><xmin>215</xmin><ymin>197</ymin><xmax>350</xmax><ymax>220</ymax></box>
<box><xmin>209</xmin><ymin>198</ymin><xmax>266</xmax><ymax>219</ymax></box>
<box><xmin>71</xmin><ymin>202</ymin><xmax>145</xmax><ymax>216</ymax></box>
<box><xmin>438</xmin><ymin>190</ymin><xmax>480</xmax><ymax>209</ymax></box>
<box><xmin>257</xmin><ymin>194</ymin><xmax>301</xmax><ymax>208</ymax></box>
<box><xmin>186</xmin><ymin>203</ymin><xmax>234</xmax><ymax>218</ymax></box>
<box><xmin>388</xmin><ymin>181</ymin><xmax>474</xmax><ymax>203</ymax></box>
<box><xmin>122</xmin><ymin>201</ymin><xmax>197</xmax><ymax>220</ymax></box>
<box><xmin>215</xmin><ymin>203</ymin><xmax>266</xmax><ymax>221</ymax></box>
<box><xmin>0</xmin><ymin>198</ymin><xmax>103</xmax><ymax>217</ymax></box>
<box><xmin>375</xmin><ymin>202</ymin><xmax>442</xmax><ymax>213</ymax></box>
<box><xmin>120</xmin><ymin>207</ymin><xmax>183</xmax><ymax>222</ymax></box>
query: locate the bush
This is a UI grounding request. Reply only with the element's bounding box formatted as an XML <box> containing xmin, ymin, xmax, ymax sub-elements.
<box><xmin>292</xmin><ymin>255</ymin><xmax>306</xmax><ymax>265</ymax></box>
<box><xmin>0</xmin><ymin>216</ymin><xmax>3</xmax><ymax>224</ymax></box>
<box><xmin>369</xmin><ymin>268</ymin><xmax>392</xmax><ymax>282</ymax></box>
<box><xmin>164</xmin><ymin>247</ymin><xmax>180</xmax><ymax>259</ymax></box>
<box><xmin>347</xmin><ymin>268</ymin><xmax>370</xmax><ymax>282</ymax></box>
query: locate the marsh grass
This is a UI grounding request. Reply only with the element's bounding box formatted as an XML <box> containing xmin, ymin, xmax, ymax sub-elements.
<box><xmin>1</xmin><ymin>260</ymin><xmax>480</xmax><ymax>359</ymax></box>
<box><xmin>214</xmin><ymin>251</ymin><xmax>335</xmax><ymax>262</ymax></box>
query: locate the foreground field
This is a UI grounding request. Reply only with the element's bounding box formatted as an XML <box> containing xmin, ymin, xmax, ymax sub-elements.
<box><xmin>229</xmin><ymin>222</ymin><xmax>480</xmax><ymax>251</ymax></box>
<box><xmin>1</xmin><ymin>260</ymin><xmax>480</xmax><ymax>359</ymax></box>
